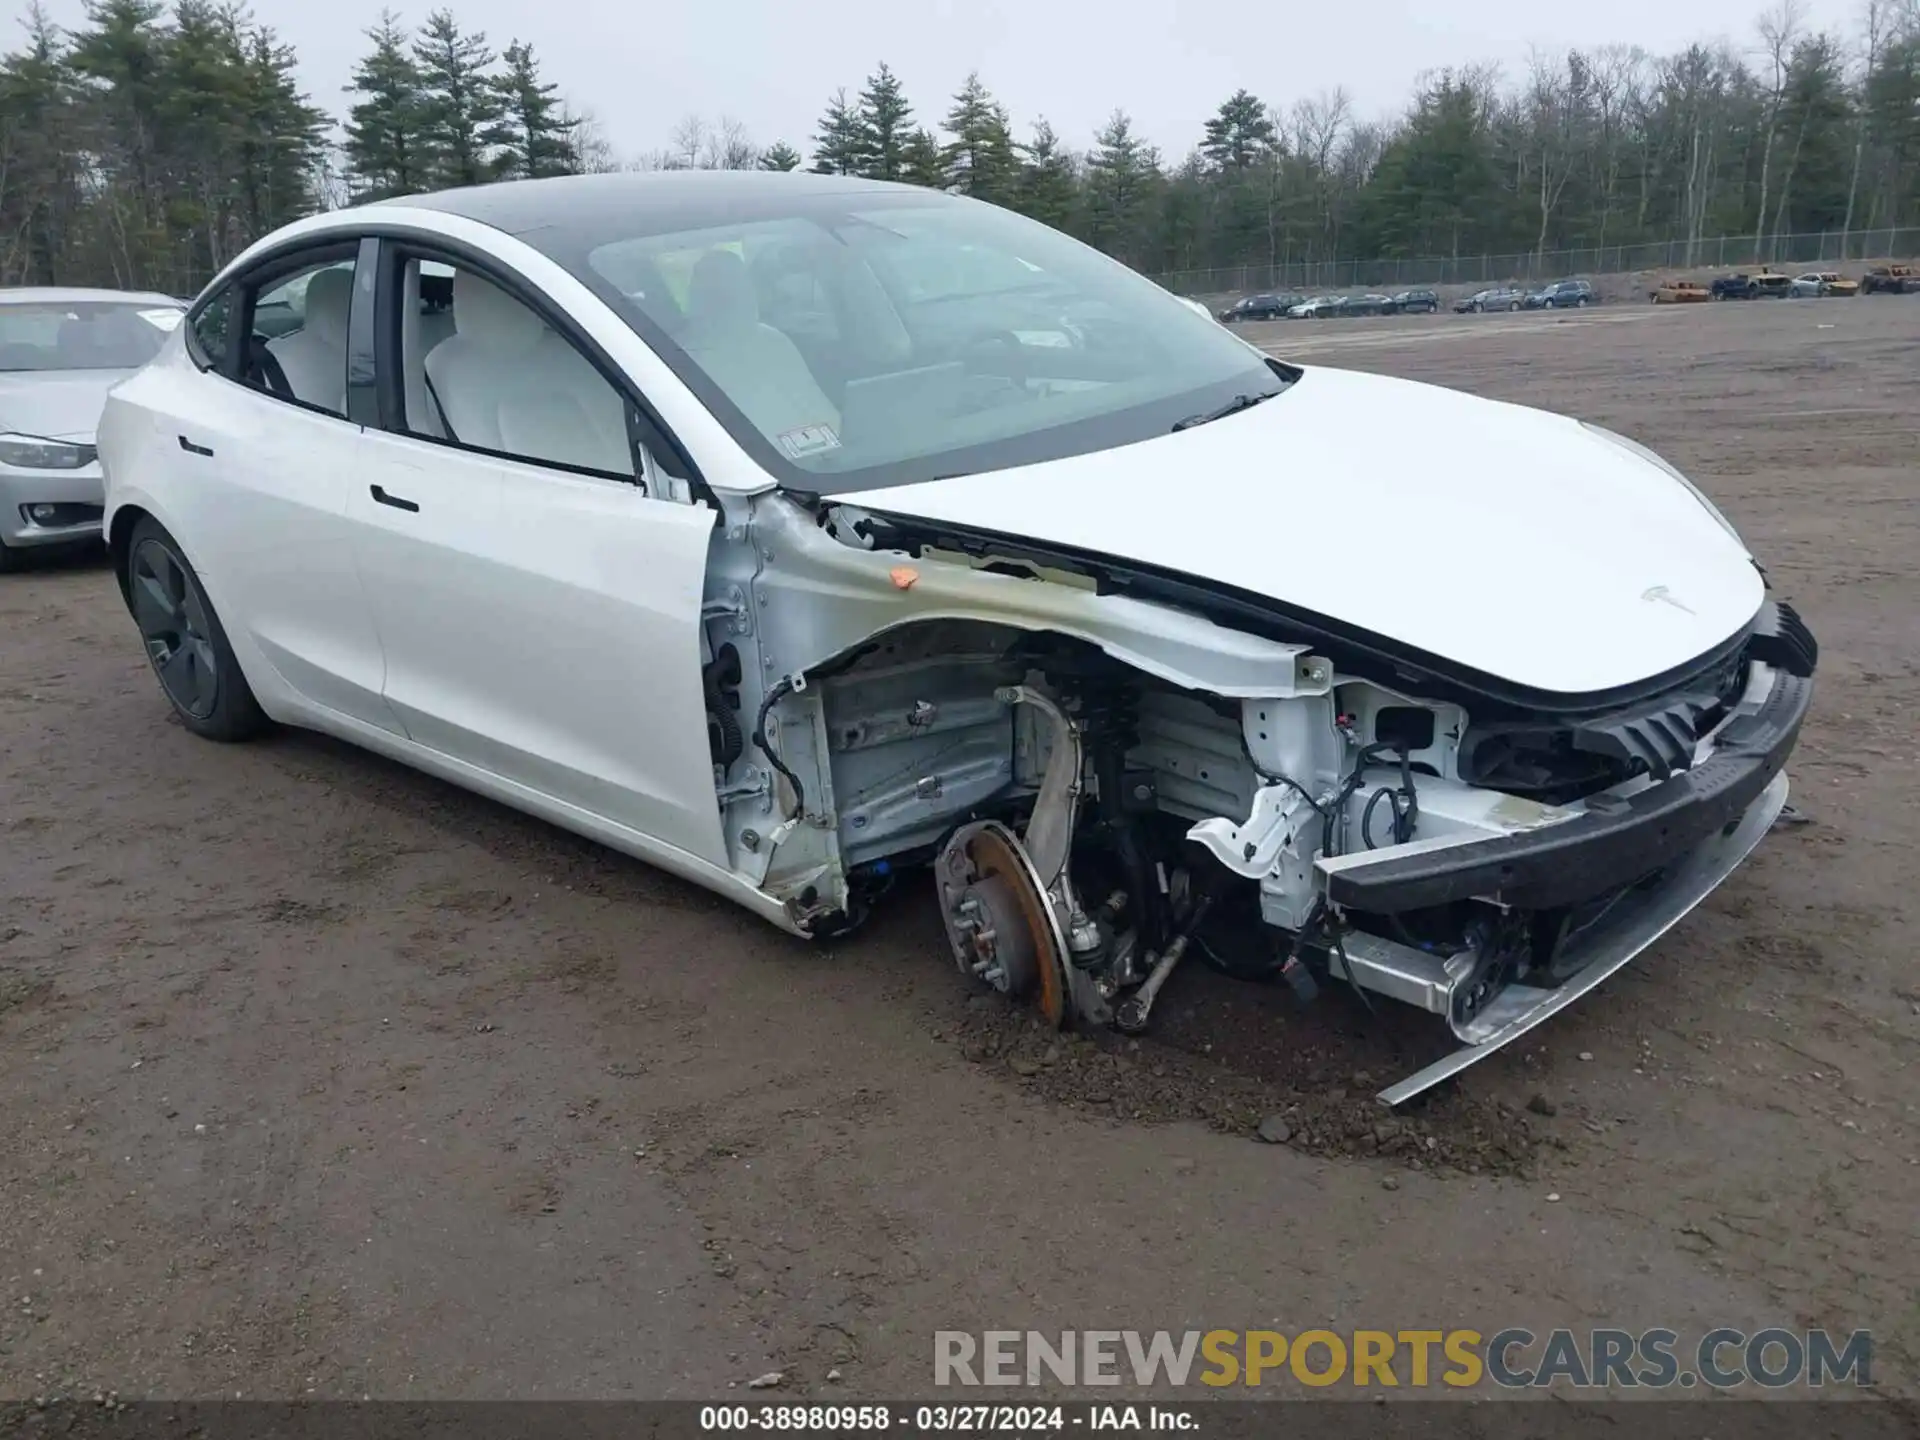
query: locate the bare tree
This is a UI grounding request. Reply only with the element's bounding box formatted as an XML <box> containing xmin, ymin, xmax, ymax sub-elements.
<box><xmin>1290</xmin><ymin>88</ymin><xmax>1350</xmax><ymax>261</ymax></box>
<box><xmin>570</xmin><ymin>107</ymin><xmax>621</xmax><ymax>173</ymax></box>
<box><xmin>704</xmin><ymin>115</ymin><xmax>759</xmax><ymax>170</ymax></box>
<box><xmin>1840</xmin><ymin>0</ymin><xmax>1886</xmax><ymax>252</ymax></box>
<box><xmin>1523</xmin><ymin>50</ymin><xmax>1584</xmax><ymax>262</ymax></box>
<box><xmin>1586</xmin><ymin>46</ymin><xmax>1645</xmax><ymax>251</ymax></box>
<box><xmin>668</xmin><ymin>113</ymin><xmax>708</xmax><ymax>170</ymax></box>
<box><xmin>1752</xmin><ymin>0</ymin><xmax>1804</xmax><ymax>261</ymax></box>
<box><xmin>651</xmin><ymin>113</ymin><xmax>759</xmax><ymax>170</ymax></box>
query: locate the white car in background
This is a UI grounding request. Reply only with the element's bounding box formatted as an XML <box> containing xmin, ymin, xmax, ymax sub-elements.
<box><xmin>0</xmin><ymin>287</ymin><xmax>183</xmax><ymax>569</ymax></box>
<box><xmin>1788</xmin><ymin>272</ymin><xmax>1856</xmax><ymax>298</ymax></box>
<box><xmin>96</xmin><ymin>173</ymin><xmax>1815</xmax><ymax>1104</ymax></box>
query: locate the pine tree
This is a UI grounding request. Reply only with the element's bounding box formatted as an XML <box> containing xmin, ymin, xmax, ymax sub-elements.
<box><xmin>232</xmin><ymin>24</ymin><xmax>329</xmax><ymax>240</ymax></box>
<box><xmin>0</xmin><ymin>3</ymin><xmax>85</xmax><ymax>282</ymax></box>
<box><xmin>941</xmin><ymin>72</ymin><xmax>1019</xmax><ymax>204</ymax></box>
<box><xmin>899</xmin><ymin>127</ymin><xmax>945</xmax><ymax>188</ymax></box>
<box><xmin>1084</xmin><ymin>110</ymin><xmax>1161</xmax><ymax>264</ymax></box>
<box><xmin>853</xmin><ymin>62</ymin><xmax>913</xmax><ymax>179</ymax></box>
<box><xmin>1200</xmin><ymin>89</ymin><xmax>1276</xmax><ymax>171</ymax></box>
<box><xmin>810</xmin><ymin>88</ymin><xmax>863</xmax><ymax>174</ymax></box>
<box><xmin>1016</xmin><ymin>119</ymin><xmax>1079</xmax><ymax>231</ymax></box>
<box><xmin>344</xmin><ymin>10</ymin><xmax>428</xmax><ymax>199</ymax></box>
<box><xmin>65</xmin><ymin>0</ymin><xmax>178</xmax><ymax>282</ymax></box>
<box><xmin>1199</xmin><ymin>89</ymin><xmax>1277</xmax><ymax>270</ymax></box>
<box><xmin>759</xmin><ymin>141</ymin><xmax>803</xmax><ymax>171</ymax></box>
<box><xmin>488</xmin><ymin>40</ymin><xmax>576</xmax><ymax>178</ymax></box>
<box><xmin>412</xmin><ymin>8</ymin><xmax>502</xmax><ymax>189</ymax></box>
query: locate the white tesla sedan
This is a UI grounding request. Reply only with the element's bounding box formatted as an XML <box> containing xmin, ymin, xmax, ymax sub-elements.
<box><xmin>98</xmin><ymin>173</ymin><xmax>1816</xmax><ymax>1103</ymax></box>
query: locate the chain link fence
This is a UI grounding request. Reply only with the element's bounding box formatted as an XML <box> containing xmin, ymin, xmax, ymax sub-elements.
<box><xmin>1151</xmin><ymin>227</ymin><xmax>1920</xmax><ymax>298</ymax></box>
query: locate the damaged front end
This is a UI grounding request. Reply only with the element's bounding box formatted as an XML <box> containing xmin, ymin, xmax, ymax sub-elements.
<box><xmin>700</xmin><ymin>491</ymin><xmax>1816</xmax><ymax>1105</ymax></box>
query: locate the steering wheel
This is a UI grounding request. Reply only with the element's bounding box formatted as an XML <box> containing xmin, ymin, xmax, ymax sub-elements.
<box><xmin>957</xmin><ymin>326</ymin><xmax>1034</xmax><ymax>378</ymax></box>
<box><xmin>245</xmin><ymin>334</ymin><xmax>294</xmax><ymax>398</ymax></box>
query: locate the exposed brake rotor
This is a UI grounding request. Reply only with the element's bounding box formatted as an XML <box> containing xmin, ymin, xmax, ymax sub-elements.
<box><xmin>935</xmin><ymin>820</ymin><xmax>1070</xmax><ymax>1028</ymax></box>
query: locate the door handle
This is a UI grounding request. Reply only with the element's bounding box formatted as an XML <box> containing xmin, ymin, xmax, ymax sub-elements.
<box><xmin>370</xmin><ymin>484</ymin><xmax>420</xmax><ymax>513</ymax></box>
<box><xmin>178</xmin><ymin>435</ymin><xmax>214</xmax><ymax>457</ymax></box>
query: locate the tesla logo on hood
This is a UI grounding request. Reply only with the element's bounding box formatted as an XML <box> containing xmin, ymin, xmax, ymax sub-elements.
<box><xmin>1641</xmin><ymin>585</ymin><xmax>1697</xmax><ymax>615</ymax></box>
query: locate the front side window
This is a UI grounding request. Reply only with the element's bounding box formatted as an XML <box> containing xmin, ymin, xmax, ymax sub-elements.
<box><xmin>189</xmin><ymin>290</ymin><xmax>232</xmax><ymax>370</ymax></box>
<box><xmin>248</xmin><ymin>258</ymin><xmax>357</xmax><ymax>417</ymax></box>
<box><xmin>562</xmin><ymin>193</ymin><xmax>1281</xmax><ymax>493</ymax></box>
<box><xmin>0</xmin><ymin>300</ymin><xmax>180</xmax><ymax>373</ymax></box>
<box><xmin>390</xmin><ymin>256</ymin><xmax>634</xmax><ymax>480</ymax></box>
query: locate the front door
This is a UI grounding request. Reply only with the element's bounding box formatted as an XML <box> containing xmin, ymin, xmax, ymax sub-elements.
<box><xmin>348</xmin><ymin>249</ymin><xmax>726</xmax><ymax>866</ymax></box>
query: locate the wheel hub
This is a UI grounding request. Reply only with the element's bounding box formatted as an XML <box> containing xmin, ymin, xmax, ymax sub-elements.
<box><xmin>935</xmin><ymin>820</ymin><xmax>1069</xmax><ymax>1027</ymax></box>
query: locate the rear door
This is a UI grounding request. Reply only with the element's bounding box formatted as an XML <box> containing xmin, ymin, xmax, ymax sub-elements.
<box><xmin>348</xmin><ymin>239</ymin><xmax>727</xmax><ymax>865</ymax></box>
<box><xmin>159</xmin><ymin>239</ymin><xmax>402</xmax><ymax>735</ymax></box>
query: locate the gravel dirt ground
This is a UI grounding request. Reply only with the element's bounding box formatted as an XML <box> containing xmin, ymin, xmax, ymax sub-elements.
<box><xmin>1</xmin><ymin>297</ymin><xmax>1915</xmax><ymax>1402</ymax></box>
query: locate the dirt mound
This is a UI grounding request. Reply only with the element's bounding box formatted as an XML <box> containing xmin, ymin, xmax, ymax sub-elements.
<box><xmin>934</xmin><ymin>974</ymin><xmax>1544</xmax><ymax>1177</ymax></box>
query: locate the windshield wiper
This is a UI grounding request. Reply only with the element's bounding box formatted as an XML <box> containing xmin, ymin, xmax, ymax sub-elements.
<box><xmin>1171</xmin><ymin>389</ymin><xmax>1282</xmax><ymax>432</ymax></box>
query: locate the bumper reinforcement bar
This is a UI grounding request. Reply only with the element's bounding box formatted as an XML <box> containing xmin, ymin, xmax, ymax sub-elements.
<box><xmin>1353</xmin><ymin>770</ymin><xmax>1789</xmax><ymax>1105</ymax></box>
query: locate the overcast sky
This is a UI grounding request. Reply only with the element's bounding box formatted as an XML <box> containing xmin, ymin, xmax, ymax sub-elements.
<box><xmin>47</xmin><ymin>0</ymin><xmax>1865</xmax><ymax>159</ymax></box>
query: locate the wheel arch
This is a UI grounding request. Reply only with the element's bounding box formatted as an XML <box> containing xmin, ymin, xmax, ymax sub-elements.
<box><xmin>106</xmin><ymin>502</ymin><xmax>154</xmax><ymax>611</ymax></box>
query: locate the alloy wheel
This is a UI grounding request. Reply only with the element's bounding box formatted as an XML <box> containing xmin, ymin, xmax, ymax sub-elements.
<box><xmin>130</xmin><ymin>537</ymin><xmax>220</xmax><ymax>720</ymax></box>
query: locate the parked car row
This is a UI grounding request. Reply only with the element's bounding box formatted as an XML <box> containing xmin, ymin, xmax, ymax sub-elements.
<box><xmin>1696</xmin><ymin>267</ymin><xmax>1916</xmax><ymax>301</ymax></box>
<box><xmin>1453</xmin><ymin>279</ymin><xmax>1597</xmax><ymax>313</ymax></box>
<box><xmin>1703</xmin><ymin>269</ymin><xmax>1860</xmax><ymax>299</ymax></box>
<box><xmin>1216</xmin><ymin>289</ymin><xmax>1440</xmax><ymax>321</ymax></box>
<box><xmin>1208</xmin><ymin>262</ymin><xmax>1915</xmax><ymax>326</ymax></box>
<box><xmin>1215</xmin><ymin>262</ymin><xmax>1917</xmax><ymax>323</ymax></box>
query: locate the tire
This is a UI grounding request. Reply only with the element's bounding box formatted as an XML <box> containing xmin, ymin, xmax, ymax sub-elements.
<box><xmin>0</xmin><ymin>537</ymin><xmax>19</xmax><ymax>574</ymax></box>
<box><xmin>1508</xmin><ymin>300</ymin><xmax>1522</xmax><ymax>311</ymax></box>
<box><xmin>124</xmin><ymin>516</ymin><xmax>268</xmax><ymax>742</ymax></box>
<box><xmin>1575</xmin><ymin>296</ymin><xmax>1589</xmax><ymax>307</ymax></box>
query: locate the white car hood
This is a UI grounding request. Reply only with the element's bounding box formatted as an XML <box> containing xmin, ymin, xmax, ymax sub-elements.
<box><xmin>830</xmin><ymin>365</ymin><xmax>1765</xmax><ymax>697</ymax></box>
<box><xmin>0</xmin><ymin>369</ymin><xmax>133</xmax><ymax>443</ymax></box>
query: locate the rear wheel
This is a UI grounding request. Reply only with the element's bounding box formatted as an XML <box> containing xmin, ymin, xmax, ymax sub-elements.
<box><xmin>125</xmin><ymin>516</ymin><xmax>268</xmax><ymax>742</ymax></box>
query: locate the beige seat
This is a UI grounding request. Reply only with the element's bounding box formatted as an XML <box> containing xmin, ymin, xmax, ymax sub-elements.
<box><xmin>678</xmin><ymin>249</ymin><xmax>840</xmax><ymax>445</ymax></box>
<box><xmin>423</xmin><ymin>269</ymin><xmax>632</xmax><ymax>477</ymax></box>
<box><xmin>268</xmin><ymin>266</ymin><xmax>352</xmax><ymax>415</ymax></box>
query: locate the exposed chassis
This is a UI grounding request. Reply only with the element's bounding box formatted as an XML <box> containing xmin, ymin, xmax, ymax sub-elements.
<box><xmin>700</xmin><ymin>491</ymin><xmax>1816</xmax><ymax>1107</ymax></box>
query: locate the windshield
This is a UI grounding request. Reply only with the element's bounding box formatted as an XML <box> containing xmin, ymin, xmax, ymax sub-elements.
<box><xmin>567</xmin><ymin>192</ymin><xmax>1280</xmax><ymax>492</ymax></box>
<box><xmin>0</xmin><ymin>301</ymin><xmax>179</xmax><ymax>372</ymax></box>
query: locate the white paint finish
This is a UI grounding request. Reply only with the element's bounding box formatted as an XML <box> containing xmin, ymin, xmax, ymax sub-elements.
<box><xmin>260</xmin><ymin>679</ymin><xmax>800</xmax><ymax>935</ymax></box>
<box><xmin>104</xmin><ymin>343</ymin><xmax>402</xmax><ymax>735</ymax></box>
<box><xmin>348</xmin><ymin>428</ymin><xmax>728</xmax><ymax>868</ymax></box>
<box><xmin>832</xmin><ymin>364</ymin><xmax>1766</xmax><ymax>696</ymax></box>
